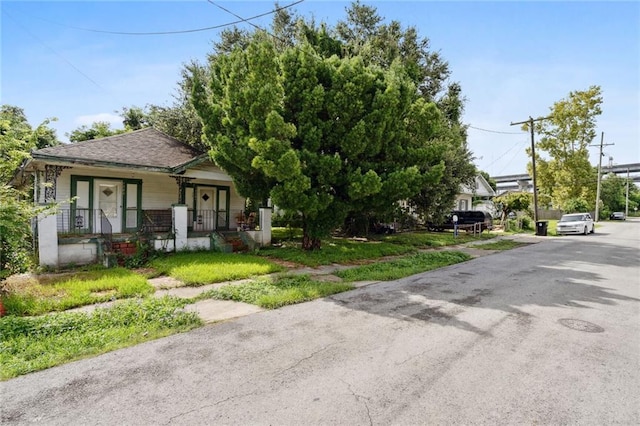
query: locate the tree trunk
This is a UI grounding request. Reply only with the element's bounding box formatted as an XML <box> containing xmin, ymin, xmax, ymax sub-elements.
<box><xmin>301</xmin><ymin>217</ymin><xmax>321</xmax><ymax>251</ymax></box>
<box><xmin>301</xmin><ymin>233</ymin><xmax>321</xmax><ymax>251</ymax></box>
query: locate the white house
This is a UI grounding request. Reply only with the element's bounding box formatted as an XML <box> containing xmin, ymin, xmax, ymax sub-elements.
<box><xmin>13</xmin><ymin>128</ymin><xmax>271</xmax><ymax>268</ymax></box>
<box><xmin>454</xmin><ymin>175</ymin><xmax>497</xmax><ymax>213</ymax></box>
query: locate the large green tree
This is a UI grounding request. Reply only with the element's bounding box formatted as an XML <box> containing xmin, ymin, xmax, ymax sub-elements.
<box><xmin>194</xmin><ymin>29</ymin><xmax>448</xmax><ymax>249</ymax></box>
<box><xmin>333</xmin><ymin>2</ymin><xmax>475</xmax><ymax>221</ymax></box>
<box><xmin>530</xmin><ymin>86</ymin><xmax>602</xmax><ymax>211</ymax></box>
<box><xmin>66</xmin><ymin>121</ymin><xmax>123</xmax><ymax>143</ymax></box>
<box><xmin>600</xmin><ymin>173</ymin><xmax>639</xmax><ymax>215</ymax></box>
<box><xmin>1</xmin><ymin>105</ymin><xmax>59</xmax><ymax>183</ymax></box>
<box><xmin>0</xmin><ymin>105</ymin><xmax>59</xmax><ymax>276</ymax></box>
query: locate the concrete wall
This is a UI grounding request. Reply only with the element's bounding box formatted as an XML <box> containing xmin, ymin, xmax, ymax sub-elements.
<box><xmin>186</xmin><ymin>237</ymin><xmax>210</xmax><ymax>251</ymax></box>
<box><xmin>58</xmin><ymin>241</ymin><xmax>98</xmax><ymax>265</ymax></box>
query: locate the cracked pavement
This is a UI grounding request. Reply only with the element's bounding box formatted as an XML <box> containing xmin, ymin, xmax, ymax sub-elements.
<box><xmin>1</xmin><ymin>221</ymin><xmax>639</xmax><ymax>425</ymax></box>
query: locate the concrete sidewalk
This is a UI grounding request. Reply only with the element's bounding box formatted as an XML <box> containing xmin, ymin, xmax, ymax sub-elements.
<box><xmin>72</xmin><ymin>234</ymin><xmax>536</xmax><ymax>323</ymax></box>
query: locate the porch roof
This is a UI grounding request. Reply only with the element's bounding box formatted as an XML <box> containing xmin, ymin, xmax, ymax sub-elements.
<box><xmin>31</xmin><ymin>128</ymin><xmax>208</xmax><ymax>173</ymax></box>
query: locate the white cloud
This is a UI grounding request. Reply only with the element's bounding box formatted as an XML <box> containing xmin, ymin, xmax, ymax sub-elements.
<box><xmin>74</xmin><ymin>113</ymin><xmax>122</xmax><ymax>127</ymax></box>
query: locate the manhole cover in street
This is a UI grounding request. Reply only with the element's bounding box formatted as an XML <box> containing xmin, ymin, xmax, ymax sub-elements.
<box><xmin>558</xmin><ymin>318</ymin><xmax>604</xmax><ymax>333</ymax></box>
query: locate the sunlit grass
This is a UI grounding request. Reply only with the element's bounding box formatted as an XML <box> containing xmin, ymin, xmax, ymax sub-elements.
<box><xmin>374</xmin><ymin>231</ymin><xmax>495</xmax><ymax>247</ymax></box>
<box><xmin>0</xmin><ymin>297</ymin><xmax>201</xmax><ymax>380</ymax></box>
<box><xmin>258</xmin><ymin>238</ymin><xmax>416</xmax><ymax>267</ymax></box>
<box><xmin>149</xmin><ymin>251</ymin><xmax>285</xmax><ymax>285</ymax></box>
<box><xmin>335</xmin><ymin>251</ymin><xmax>472</xmax><ymax>282</ymax></box>
<box><xmin>272</xmin><ymin>226</ymin><xmax>304</xmax><ymax>241</ymax></box>
<box><xmin>1</xmin><ymin>268</ymin><xmax>153</xmax><ymax>316</ymax></box>
<box><xmin>473</xmin><ymin>240</ymin><xmax>529</xmax><ymax>250</ymax></box>
<box><xmin>201</xmin><ymin>274</ymin><xmax>353</xmax><ymax>309</ymax></box>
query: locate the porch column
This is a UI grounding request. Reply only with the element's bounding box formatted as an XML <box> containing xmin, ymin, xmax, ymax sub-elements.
<box><xmin>172</xmin><ymin>204</ymin><xmax>188</xmax><ymax>251</ymax></box>
<box><xmin>259</xmin><ymin>207</ymin><xmax>272</xmax><ymax>246</ymax></box>
<box><xmin>44</xmin><ymin>165</ymin><xmax>71</xmax><ymax>202</ymax></box>
<box><xmin>170</xmin><ymin>176</ymin><xmax>195</xmax><ymax>204</ymax></box>
<box><xmin>38</xmin><ymin>209</ymin><xmax>59</xmax><ymax>267</ymax></box>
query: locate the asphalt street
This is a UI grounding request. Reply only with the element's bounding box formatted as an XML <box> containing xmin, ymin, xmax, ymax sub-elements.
<box><xmin>1</xmin><ymin>220</ymin><xmax>639</xmax><ymax>425</ymax></box>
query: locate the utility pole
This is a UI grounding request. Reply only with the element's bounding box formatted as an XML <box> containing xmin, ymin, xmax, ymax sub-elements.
<box><xmin>510</xmin><ymin>115</ymin><xmax>552</xmax><ymax>224</ymax></box>
<box><xmin>589</xmin><ymin>132</ymin><xmax>614</xmax><ymax>222</ymax></box>
<box><xmin>626</xmin><ymin>168</ymin><xmax>630</xmax><ymax>217</ymax></box>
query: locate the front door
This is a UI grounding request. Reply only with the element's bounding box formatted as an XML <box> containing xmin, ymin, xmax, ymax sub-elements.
<box><xmin>196</xmin><ymin>187</ymin><xmax>215</xmax><ymax>230</ymax></box>
<box><xmin>95</xmin><ymin>180</ymin><xmax>122</xmax><ymax>233</ymax></box>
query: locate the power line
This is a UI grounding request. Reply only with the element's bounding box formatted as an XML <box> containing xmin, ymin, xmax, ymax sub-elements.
<box><xmin>494</xmin><ymin>140</ymin><xmax>529</xmax><ymax>175</ymax></box>
<box><xmin>483</xmin><ymin>139</ymin><xmax>528</xmax><ymax>170</ymax></box>
<box><xmin>8</xmin><ymin>1</ymin><xmax>304</xmax><ymax>36</ymax></box>
<box><xmin>468</xmin><ymin>125</ymin><xmax>522</xmax><ymax>135</ymax></box>
<box><xmin>2</xmin><ymin>9</ymin><xmax>105</xmax><ymax>91</ymax></box>
<box><xmin>206</xmin><ymin>0</ymin><xmax>291</xmax><ymax>45</ymax></box>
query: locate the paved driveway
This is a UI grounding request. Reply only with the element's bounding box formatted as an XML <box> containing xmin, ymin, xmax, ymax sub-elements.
<box><xmin>2</xmin><ymin>220</ymin><xmax>639</xmax><ymax>425</ymax></box>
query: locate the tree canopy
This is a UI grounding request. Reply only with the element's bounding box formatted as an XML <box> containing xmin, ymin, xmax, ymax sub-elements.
<box><xmin>0</xmin><ymin>105</ymin><xmax>59</xmax><ymax>183</ymax></box>
<box><xmin>530</xmin><ymin>86</ymin><xmax>602</xmax><ymax>211</ymax></box>
<box><xmin>192</xmin><ymin>2</ymin><xmax>475</xmax><ymax>249</ymax></box>
<box><xmin>0</xmin><ymin>105</ymin><xmax>59</xmax><ymax>276</ymax></box>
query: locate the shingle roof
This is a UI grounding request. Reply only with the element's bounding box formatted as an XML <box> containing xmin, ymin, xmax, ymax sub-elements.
<box><xmin>32</xmin><ymin>128</ymin><xmax>206</xmax><ymax>172</ymax></box>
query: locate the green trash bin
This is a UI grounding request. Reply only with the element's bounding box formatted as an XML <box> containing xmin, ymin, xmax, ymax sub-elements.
<box><xmin>536</xmin><ymin>220</ymin><xmax>548</xmax><ymax>236</ymax></box>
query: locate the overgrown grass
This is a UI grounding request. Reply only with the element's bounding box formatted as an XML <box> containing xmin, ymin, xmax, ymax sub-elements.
<box><xmin>272</xmin><ymin>226</ymin><xmax>304</xmax><ymax>241</ymax></box>
<box><xmin>149</xmin><ymin>251</ymin><xmax>286</xmax><ymax>285</ymax></box>
<box><xmin>258</xmin><ymin>238</ymin><xmax>416</xmax><ymax>267</ymax></box>
<box><xmin>374</xmin><ymin>231</ymin><xmax>495</xmax><ymax>247</ymax></box>
<box><xmin>0</xmin><ymin>297</ymin><xmax>201</xmax><ymax>380</ymax></box>
<box><xmin>335</xmin><ymin>251</ymin><xmax>472</xmax><ymax>282</ymax></box>
<box><xmin>1</xmin><ymin>268</ymin><xmax>153</xmax><ymax>316</ymax></box>
<box><xmin>201</xmin><ymin>274</ymin><xmax>353</xmax><ymax>309</ymax></box>
<box><xmin>473</xmin><ymin>240</ymin><xmax>529</xmax><ymax>250</ymax></box>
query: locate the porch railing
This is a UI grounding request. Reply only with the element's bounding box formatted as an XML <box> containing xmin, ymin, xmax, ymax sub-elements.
<box><xmin>233</xmin><ymin>210</ymin><xmax>259</xmax><ymax>231</ymax></box>
<box><xmin>142</xmin><ymin>209</ymin><xmax>172</xmax><ymax>233</ymax></box>
<box><xmin>57</xmin><ymin>208</ymin><xmax>97</xmax><ymax>234</ymax></box>
<box><xmin>99</xmin><ymin>209</ymin><xmax>113</xmax><ymax>252</ymax></box>
<box><xmin>192</xmin><ymin>210</ymin><xmax>218</xmax><ymax>231</ymax></box>
<box><xmin>55</xmin><ymin>207</ymin><xmax>247</xmax><ymax>235</ymax></box>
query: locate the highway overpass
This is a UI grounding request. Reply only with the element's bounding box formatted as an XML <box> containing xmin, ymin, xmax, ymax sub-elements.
<box><xmin>492</xmin><ymin>162</ymin><xmax>640</xmax><ymax>192</ymax></box>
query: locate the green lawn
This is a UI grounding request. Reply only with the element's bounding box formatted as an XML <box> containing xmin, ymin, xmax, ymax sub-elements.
<box><xmin>374</xmin><ymin>230</ymin><xmax>495</xmax><ymax>247</ymax></box>
<box><xmin>0</xmin><ymin>297</ymin><xmax>201</xmax><ymax>380</ymax></box>
<box><xmin>335</xmin><ymin>251</ymin><xmax>472</xmax><ymax>282</ymax></box>
<box><xmin>258</xmin><ymin>238</ymin><xmax>417</xmax><ymax>267</ymax></box>
<box><xmin>1</xmin><ymin>268</ymin><xmax>153</xmax><ymax>316</ymax></box>
<box><xmin>149</xmin><ymin>251</ymin><xmax>286</xmax><ymax>285</ymax></box>
<box><xmin>473</xmin><ymin>240</ymin><xmax>529</xmax><ymax>250</ymax></box>
<box><xmin>201</xmin><ymin>274</ymin><xmax>353</xmax><ymax>309</ymax></box>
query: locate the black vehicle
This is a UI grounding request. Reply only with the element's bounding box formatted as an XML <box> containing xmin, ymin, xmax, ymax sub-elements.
<box><xmin>429</xmin><ymin>210</ymin><xmax>493</xmax><ymax>232</ymax></box>
<box><xmin>609</xmin><ymin>211</ymin><xmax>626</xmax><ymax>220</ymax></box>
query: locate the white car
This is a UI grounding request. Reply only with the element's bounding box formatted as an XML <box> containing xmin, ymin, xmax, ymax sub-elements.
<box><xmin>556</xmin><ymin>213</ymin><xmax>595</xmax><ymax>235</ymax></box>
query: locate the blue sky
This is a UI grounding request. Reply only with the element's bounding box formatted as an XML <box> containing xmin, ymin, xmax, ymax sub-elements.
<box><xmin>2</xmin><ymin>1</ymin><xmax>639</xmax><ymax>177</ymax></box>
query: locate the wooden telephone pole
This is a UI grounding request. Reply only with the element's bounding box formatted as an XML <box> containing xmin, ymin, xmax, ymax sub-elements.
<box><xmin>510</xmin><ymin>116</ymin><xmax>552</xmax><ymax>224</ymax></box>
<box><xmin>589</xmin><ymin>132</ymin><xmax>614</xmax><ymax>222</ymax></box>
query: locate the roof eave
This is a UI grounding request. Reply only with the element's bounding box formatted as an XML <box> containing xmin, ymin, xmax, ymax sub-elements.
<box><xmin>30</xmin><ymin>153</ymin><xmax>174</xmax><ymax>174</ymax></box>
<box><xmin>169</xmin><ymin>154</ymin><xmax>210</xmax><ymax>174</ymax></box>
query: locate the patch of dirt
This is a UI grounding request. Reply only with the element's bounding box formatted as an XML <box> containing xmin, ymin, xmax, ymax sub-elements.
<box><xmin>314</xmin><ymin>274</ymin><xmax>344</xmax><ymax>283</ymax></box>
<box><xmin>265</xmin><ymin>258</ymin><xmax>302</xmax><ymax>269</ymax></box>
<box><xmin>147</xmin><ymin>276</ymin><xmax>185</xmax><ymax>290</ymax></box>
<box><xmin>132</xmin><ymin>268</ymin><xmax>157</xmax><ymax>277</ymax></box>
<box><xmin>90</xmin><ymin>290</ymin><xmax>116</xmax><ymax>298</ymax></box>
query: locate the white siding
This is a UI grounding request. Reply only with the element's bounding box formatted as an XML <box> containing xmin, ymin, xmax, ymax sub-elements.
<box><xmin>46</xmin><ymin>165</ymin><xmax>244</xmax><ymax>212</ymax></box>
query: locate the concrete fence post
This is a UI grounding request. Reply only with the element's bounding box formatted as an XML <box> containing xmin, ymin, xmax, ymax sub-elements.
<box><xmin>172</xmin><ymin>204</ymin><xmax>188</xmax><ymax>251</ymax></box>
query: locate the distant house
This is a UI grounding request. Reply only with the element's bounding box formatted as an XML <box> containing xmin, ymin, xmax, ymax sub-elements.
<box><xmin>12</xmin><ymin>128</ymin><xmax>271</xmax><ymax>268</ymax></box>
<box><xmin>454</xmin><ymin>175</ymin><xmax>496</xmax><ymax>213</ymax></box>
